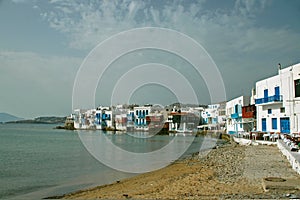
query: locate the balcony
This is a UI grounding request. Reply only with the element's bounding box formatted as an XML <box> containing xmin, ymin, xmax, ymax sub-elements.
<box><xmin>231</xmin><ymin>113</ymin><xmax>242</xmax><ymax>119</ymax></box>
<box><xmin>255</xmin><ymin>95</ymin><xmax>283</xmax><ymax>105</ymax></box>
<box><xmin>137</xmin><ymin>114</ymin><xmax>146</xmax><ymax>118</ymax></box>
<box><xmin>242</xmin><ymin>111</ymin><xmax>255</xmax><ymax>118</ymax></box>
<box><xmin>242</xmin><ymin>105</ymin><xmax>256</xmax><ymax>118</ymax></box>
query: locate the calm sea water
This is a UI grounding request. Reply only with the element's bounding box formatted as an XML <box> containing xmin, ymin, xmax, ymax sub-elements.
<box><xmin>0</xmin><ymin>124</ymin><xmax>213</xmax><ymax>199</ymax></box>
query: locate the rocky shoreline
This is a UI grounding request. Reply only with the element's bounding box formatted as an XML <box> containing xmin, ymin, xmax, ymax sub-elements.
<box><xmin>53</xmin><ymin>142</ymin><xmax>300</xmax><ymax>199</ymax></box>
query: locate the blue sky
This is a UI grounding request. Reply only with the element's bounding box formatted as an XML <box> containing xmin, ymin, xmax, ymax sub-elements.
<box><xmin>0</xmin><ymin>0</ymin><xmax>300</xmax><ymax>118</ymax></box>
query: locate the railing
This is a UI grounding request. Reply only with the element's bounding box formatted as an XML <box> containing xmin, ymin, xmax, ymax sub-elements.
<box><xmin>138</xmin><ymin>114</ymin><xmax>146</xmax><ymax>118</ymax></box>
<box><xmin>135</xmin><ymin>122</ymin><xmax>147</xmax><ymax>126</ymax></box>
<box><xmin>255</xmin><ymin>95</ymin><xmax>283</xmax><ymax>104</ymax></box>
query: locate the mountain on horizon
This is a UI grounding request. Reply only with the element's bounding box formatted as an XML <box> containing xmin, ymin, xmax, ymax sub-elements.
<box><xmin>0</xmin><ymin>113</ymin><xmax>23</xmax><ymax>123</ymax></box>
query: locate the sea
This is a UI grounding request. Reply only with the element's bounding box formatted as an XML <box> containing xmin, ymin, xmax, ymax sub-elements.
<box><xmin>0</xmin><ymin>123</ymin><xmax>218</xmax><ymax>199</ymax></box>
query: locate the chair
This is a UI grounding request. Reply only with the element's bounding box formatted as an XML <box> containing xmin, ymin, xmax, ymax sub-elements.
<box><xmin>263</xmin><ymin>132</ymin><xmax>271</xmax><ymax>141</ymax></box>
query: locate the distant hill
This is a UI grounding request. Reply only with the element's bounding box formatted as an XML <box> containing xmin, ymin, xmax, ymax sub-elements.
<box><xmin>6</xmin><ymin>116</ymin><xmax>67</xmax><ymax>124</ymax></box>
<box><xmin>0</xmin><ymin>113</ymin><xmax>23</xmax><ymax>123</ymax></box>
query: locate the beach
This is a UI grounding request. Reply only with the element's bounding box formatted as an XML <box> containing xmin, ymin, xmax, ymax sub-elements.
<box><xmin>58</xmin><ymin>142</ymin><xmax>300</xmax><ymax>199</ymax></box>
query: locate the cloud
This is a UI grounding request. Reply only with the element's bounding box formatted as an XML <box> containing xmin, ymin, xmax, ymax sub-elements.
<box><xmin>12</xmin><ymin>0</ymin><xmax>299</xmax><ymax>61</ymax></box>
<box><xmin>37</xmin><ymin>0</ymin><xmax>298</xmax><ymax>57</ymax></box>
<box><xmin>234</xmin><ymin>0</ymin><xmax>269</xmax><ymax>17</ymax></box>
<box><xmin>39</xmin><ymin>0</ymin><xmax>207</xmax><ymax>50</ymax></box>
<box><xmin>29</xmin><ymin>0</ymin><xmax>300</xmax><ymax>102</ymax></box>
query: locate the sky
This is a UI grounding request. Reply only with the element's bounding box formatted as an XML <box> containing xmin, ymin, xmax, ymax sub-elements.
<box><xmin>0</xmin><ymin>0</ymin><xmax>300</xmax><ymax>119</ymax></box>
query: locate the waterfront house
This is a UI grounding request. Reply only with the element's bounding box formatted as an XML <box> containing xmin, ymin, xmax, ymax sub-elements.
<box><xmin>101</xmin><ymin>109</ymin><xmax>112</xmax><ymax>129</ymax></box>
<box><xmin>167</xmin><ymin>107</ymin><xmax>200</xmax><ymax>133</ymax></box>
<box><xmin>201</xmin><ymin>104</ymin><xmax>219</xmax><ymax>125</ymax></box>
<box><xmin>217</xmin><ymin>102</ymin><xmax>227</xmax><ymax>128</ymax></box>
<box><xmin>146</xmin><ymin>113</ymin><xmax>166</xmax><ymax>133</ymax></box>
<box><xmin>226</xmin><ymin>96</ymin><xmax>250</xmax><ymax>134</ymax></box>
<box><xmin>73</xmin><ymin>109</ymin><xmax>96</xmax><ymax>129</ymax></box>
<box><xmin>242</xmin><ymin>104</ymin><xmax>256</xmax><ymax>132</ymax></box>
<box><xmin>115</xmin><ymin>114</ymin><xmax>127</xmax><ymax>131</ymax></box>
<box><xmin>73</xmin><ymin>106</ymin><xmax>113</xmax><ymax>130</ymax></box>
<box><xmin>126</xmin><ymin>109</ymin><xmax>135</xmax><ymax>132</ymax></box>
<box><xmin>134</xmin><ymin>106</ymin><xmax>151</xmax><ymax>131</ymax></box>
<box><xmin>200</xmin><ymin>102</ymin><xmax>226</xmax><ymax>130</ymax></box>
<box><xmin>114</xmin><ymin>105</ymin><xmax>129</xmax><ymax>131</ymax></box>
<box><xmin>95</xmin><ymin>109</ymin><xmax>102</xmax><ymax>129</ymax></box>
<box><xmin>94</xmin><ymin>106</ymin><xmax>113</xmax><ymax>129</ymax></box>
<box><xmin>73</xmin><ymin>109</ymin><xmax>85</xmax><ymax>129</ymax></box>
<box><xmin>255</xmin><ymin>63</ymin><xmax>300</xmax><ymax>134</ymax></box>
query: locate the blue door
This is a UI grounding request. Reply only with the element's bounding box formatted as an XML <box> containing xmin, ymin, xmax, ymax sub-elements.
<box><xmin>262</xmin><ymin>118</ymin><xmax>266</xmax><ymax>131</ymax></box>
<box><xmin>280</xmin><ymin>117</ymin><xmax>290</xmax><ymax>133</ymax></box>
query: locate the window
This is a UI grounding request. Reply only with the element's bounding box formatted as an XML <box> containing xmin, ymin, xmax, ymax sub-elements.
<box><xmin>295</xmin><ymin>79</ymin><xmax>300</xmax><ymax>97</ymax></box>
<box><xmin>268</xmin><ymin>109</ymin><xmax>272</xmax><ymax>114</ymax></box>
<box><xmin>280</xmin><ymin>107</ymin><xmax>285</xmax><ymax>113</ymax></box>
<box><xmin>272</xmin><ymin>118</ymin><xmax>277</xmax><ymax>129</ymax></box>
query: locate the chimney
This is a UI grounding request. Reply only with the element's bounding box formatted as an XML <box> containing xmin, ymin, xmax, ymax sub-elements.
<box><xmin>278</xmin><ymin>63</ymin><xmax>281</xmax><ymax>74</ymax></box>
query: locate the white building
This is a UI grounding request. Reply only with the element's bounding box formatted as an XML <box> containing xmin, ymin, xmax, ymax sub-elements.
<box><xmin>255</xmin><ymin>63</ymin><xmax>300</xmax><ymax>134</ymax></box>
<box><xmin>226</xmin><ymin>96</ymin><xmax>250</xmax><ymax>134</ymax></box>
<box><xmin>115</xmin><ymin>113</ymin><xmax>127</xmax><ymax>131</ymax></box>
<box><xmin>200</xmin><ymin>102</ymin><xmax>226</xmax><ymax>130</ymax></box>
<box><xmin>73</xmin><ymin>107</ymin><xmax>112</xmax><ymax>130</ymax></box>
<box><xmin>126</xmin><ymin>109</ymin><xmax>135</xmax><ymax>131</ymax></box>
<box><xmin>201</xmin><ymin>104</ymin><xmax>219</xmax><ymax>125</ymax></box>
<box><xmin>167</xmin><ymin>106</ymin><xmax>200</xmax><ymax>133</ymax></box>
<box><xmin>217</xmin><ymin>101</ymin><xmax>227</xmax><ymax>127</ymax></box>
<box><xmin>73</xmin><ymin>109</ymin><xmax>96</xmax><ymax>129</ymax></box>
<box><xmin>133</xmin><ymin>106</ymin><xmax>151</xmax><ymax>131</ymax></box>
<box><xmin>101</xmin><ymin>109</ymin><xmax>113</xmax><ymax>128</ymax></box>
<box><xmin>114</xmin><ymin>105</ymin><xmax>129</xmax><ymax>131</ymax></box>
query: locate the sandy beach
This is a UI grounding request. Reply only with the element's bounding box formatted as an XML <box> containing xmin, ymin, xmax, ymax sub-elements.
<box><xmin>57</xmin><ymin>142</ymin><xmax>300</xmax><ymax>199</ymax></box>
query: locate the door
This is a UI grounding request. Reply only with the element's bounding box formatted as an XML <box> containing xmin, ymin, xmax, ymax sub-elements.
<box><xmin>280</xmin><ymin>117</ymin><xmax>290</xmax><ymax>133</ymax></box>
<box><xmin>262</xmin><ymin>118</ymin><xmax>266</xmax><ymax>132</ymax></box>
